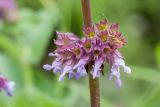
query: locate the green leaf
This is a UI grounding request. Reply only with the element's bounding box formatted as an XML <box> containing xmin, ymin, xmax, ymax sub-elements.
<box><xmin>0</xmin><ymin>35</ymin><xmax>20</xmax><ymax>59</ymax></box>
<box><xmin>130</xmin><ymin>66</ymin><xmax>160</xmax><ymax>84</ymax></box>
<box><xmin>0</xmin><ymin>53</ymin><xmax>23</xmax><ymax>87</ymax></box>
<box><xmin>12</xmin><ymin>87</ymin><xmax>64</xmax><ymax>107</ymax></box>
<box><xmin>12</xmin><ymin>8</ymin><xmax>59</xmax><ymax>64</ymax></box>
<box><xmin>155</xmin><ymin>43</ymin><xmax>160</xmax><ymax>68</ymax></box>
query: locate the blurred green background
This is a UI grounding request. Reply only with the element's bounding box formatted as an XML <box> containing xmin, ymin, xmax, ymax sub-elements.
<box><xmin>0</xmin><ymin>0</ymin><xmax>160</xmax><ymax>107</ymax></box>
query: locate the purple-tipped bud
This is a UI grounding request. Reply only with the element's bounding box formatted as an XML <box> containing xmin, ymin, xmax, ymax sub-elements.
<box><xmin>116</xmin><ymin>78</ymin><xmax>122</xmax><ymax>88</ymax></box>
<box><xmin>96</xmin><ymin>19</ymin><xmax>108</xmax><ymax>31</ymax></box>
<box><xmin>55</xmin><ymin>32</ymin><xmax>79</xmax><ymax>47</ymax></box>
<box><xmin>84</xmin><ymin>26</ymin><xmax>95</xmax><ymax>38</ymax></box>
<box><xmin>43</xmin><ymin>64</ymin><xmax>53</xmax><ymax>71</ymax></box>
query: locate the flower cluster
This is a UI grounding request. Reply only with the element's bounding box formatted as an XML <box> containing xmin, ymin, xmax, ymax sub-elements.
<box><xmin>43</xmin><ymin>19</ymin><xmax>131</xmax><ymax>87</ymax></box>
<box><xmin>0</xmin><ymin>75</ymin><xmax>15</xmax><ymax>96</ymax></box>
<box><xmin>0</xmin><ymin>0</ymin><xmax>18</xmax><ymax>22</ymax></box>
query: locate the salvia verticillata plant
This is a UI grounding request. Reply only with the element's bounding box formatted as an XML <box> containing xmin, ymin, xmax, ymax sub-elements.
<box><xmin>0</xmin><ymin>75</ymin><xmax>15</xmax><ymax>96</ymax></box>
<box><xmin>43</xmin><ymin>19</ymin><xmax>131</xmax><ymax>88</ymax></box>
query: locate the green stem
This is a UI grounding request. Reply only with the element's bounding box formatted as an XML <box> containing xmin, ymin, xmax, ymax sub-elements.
<box><xmin>81</xmin><ymin>0</ymin><xmax>100</xmax><ymax>107</ymax></box>
<box><xmin>22</xmin><ymin>63</ymin><xmax>34</xmax><ymax>88</ymax></box>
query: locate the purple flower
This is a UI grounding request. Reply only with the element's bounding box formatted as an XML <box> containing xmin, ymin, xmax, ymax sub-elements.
<box><xmin>0</xmin><ymin>0</ymin><xmax>18</xmax><ymax>22</ymax></box>
<box><xmin>43</xmin><ymin>19</ymin><xmax>131</xmax><ymax>87</ymax></box>
<box><xmin>98</xmin><ymin>30</ymin><xmax>109</xmax><ymax>42</ymax></box>
<box><xmin>59</xmin><ymin>65</ymin><xmax>73</xmax><ymax>81</ymax></box>
<box><xmin>108</xmin><ymin>51</ymin><xmax>131</xmax><ymax>88</ymax></box>
<box><xmin>95</xmin><ymin>19</ymin><xmax>108</xmax><ymax>31</ymax></box>
<box><xmin>82</xmin><ymin>38</ymin><xmax>92</xmax><ymax>52</ymax></box>
<box><xmin>54</xmin><ymin>32</ymin><xmax>80</xmax><ymax>49</ymax></box>
<box><xmin>83</xmin><ymin>26</ymin><xmax>95</xmax><ymax>38</ymax></box>
<box><xmin>92</xmin><ymin>58</ymin><xmax>104</xmax><ymax>78</ymax></box>
<box><xmin>0</xmin><ymin>75</ymin><xmax>15</xmax><ymax>96</ymax></box>
<box><xmin>0</xmin><ymin>0</ymin><xmax>15</xmax><ymax>10</ymax></box>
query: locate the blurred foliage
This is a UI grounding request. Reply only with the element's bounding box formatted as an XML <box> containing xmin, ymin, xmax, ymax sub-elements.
<box><xmin>0</xmin><ymin>0</ymin><xmax>160</xmax><ymax>107</ymax></box>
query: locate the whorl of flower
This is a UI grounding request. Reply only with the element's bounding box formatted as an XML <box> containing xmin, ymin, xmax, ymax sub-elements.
<box><xmin>43</xmin><ymin>19</ymin><xmax>131</xmax><ymax>88</ymax></box>
<box><xmin>0</xmin><ymin>0</ymin><xmax>18</xmax><ymax>22</ymax></box>
<box><xmin>0</xmin><ymin>75</ymin><xmax>15</xmax><ymax>96</ymax></box>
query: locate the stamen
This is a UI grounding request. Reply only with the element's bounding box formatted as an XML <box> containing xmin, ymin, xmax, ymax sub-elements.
<box><xmin>94</xmin><ymin>50</ymin><xmax>100</xmax><ymax>56</ymax></box>
<box><xmin>84</xmin><ymin>41</ymin><xmax>91</xmax><ymax>50</ymax></box>
<box><xmin>103</xmin><ymin>47</ymin><xmax>110</xmax><ymax>54</ymax></box>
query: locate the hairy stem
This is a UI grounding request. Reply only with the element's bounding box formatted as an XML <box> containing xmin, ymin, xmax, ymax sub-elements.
<box><xmin>81</xmin><ymin>0</ymin><xmax>92</xmax><ymax>28</ymax></box>
<box><xmin>89</xmin><ymin>74</ymin><xmax>100</xmax><ymax>107</ymax></box>
<box><xmin>81</xmin><ymin>0</ymin><xmax>100</xmax><ymax>107</ymax></box>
